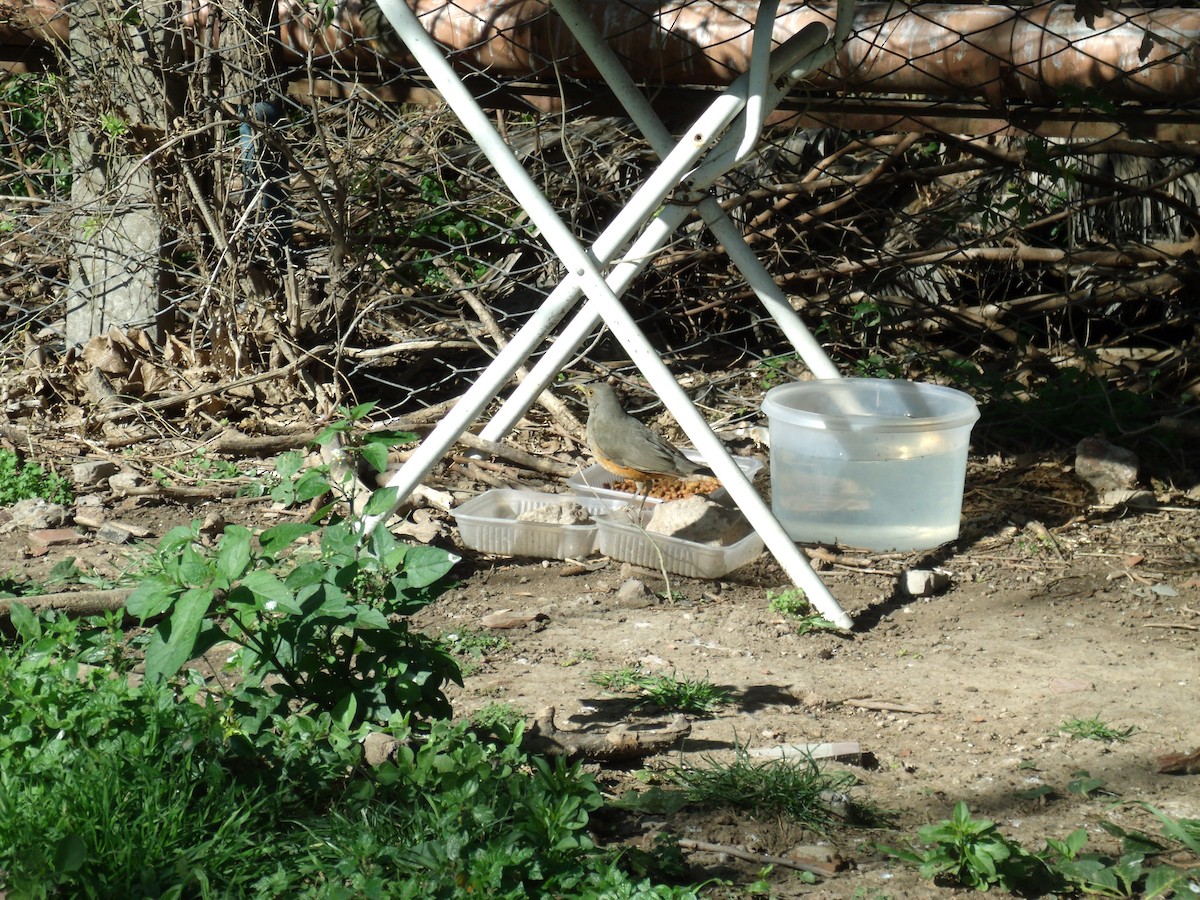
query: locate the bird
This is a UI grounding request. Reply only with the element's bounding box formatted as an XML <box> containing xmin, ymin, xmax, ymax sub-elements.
<box><xmin>576</xmin><ymin>382</ymin><xmax>715</xmax><ymax>497</ymax></box>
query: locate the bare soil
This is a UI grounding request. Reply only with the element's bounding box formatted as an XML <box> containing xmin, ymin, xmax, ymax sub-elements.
<box><xmin>3</xmin><ymin>447</ymin><xmax>1199</xmax><ymax>898</ymax></box>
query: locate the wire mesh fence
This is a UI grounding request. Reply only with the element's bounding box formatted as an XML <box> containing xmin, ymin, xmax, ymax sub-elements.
<box><xmin>1</xmin><ymin>0</ymin><xmax>1198</xmax><ymax>456</ymax></box>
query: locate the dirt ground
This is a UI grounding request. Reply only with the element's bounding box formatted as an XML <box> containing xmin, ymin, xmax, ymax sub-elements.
<box><xmin>3</xmin><ymin>441</ymin><xmax>1199</xmax><ymax>897</ymax></box>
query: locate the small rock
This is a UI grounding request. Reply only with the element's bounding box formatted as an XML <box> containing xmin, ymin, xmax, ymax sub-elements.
<box><xmin>645</xmin><ymin>495</ymin><xmax>746</xmax><ymax>544</ymax></box>
<box><xmin>200</xmin><ymin>511</ymin><xmax>227</xmax><ymax>536</ymax></box>
<box><xmin>615</xmin><ymin>577</ymin><xmax>657</xmax><ymax>609</ymax></box>
<box><xmin>28</xmin><ymin>527</ymin><xmax>83</xmax><ymax>554</ymax></box>
<box><xmin>1075</xmin><ymin>436</ymin><xmax>1139</xmax><ymax>492</ymax></box>
<box><xmin>71</xmin><ymin>460</ymin><xmax>120</xmax><ymax>489</ymax></box>
<box><xmin>903</xmin><ymin>568</ymin><xmax>951</xmax><ymax>597</ymax></box>
<box><xmin>108</xmin><ymin>472</ymin><xmax>144</xmax><ymax>494</ymax></box>
<box><xmin>8</xmin><ymin>498</ymin><xmax>69</xmax><ymax>530</ymax></box>
<box><xmin>1098</xmin><ymin>488</ymin><xmax>1157</xmax><ymax>510</ymax></box>
<box><xmin>73</xmin><ymin>495</ymin><xmax>108</xmax><ymax>528</ymax></box>
<box><xmin>96</xmin><ymin>522</ymin><xmax>134</xmax><ymax>545</ymax></box>
<box><xmin>362</xmin><ymin>731</ymin><xmax>398</xmax><ymax>766</ymax></box>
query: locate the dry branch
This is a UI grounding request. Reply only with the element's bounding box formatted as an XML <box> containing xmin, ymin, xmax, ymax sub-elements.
<box><xmin>0</xmin><ymin>589</ymin><xmax>133</xmax><ymax>619</ymax></box>
<box><xmin>521</xmin><ymin>706</ymin><xmax>691</xmax><ymax>761</ymax></box>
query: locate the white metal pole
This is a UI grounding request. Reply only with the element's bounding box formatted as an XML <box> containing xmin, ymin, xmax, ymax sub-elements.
<box><xmin>371</xmin><ymin>0</ymin><xmax>853</xmax><ymax>628</ymax></box>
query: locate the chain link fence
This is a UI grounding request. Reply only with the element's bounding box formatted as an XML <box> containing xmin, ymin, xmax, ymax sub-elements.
<box><xmin>2</xmin><ymin>0</ymin><xmax>1198</xmax><ymax>455</ymax></box>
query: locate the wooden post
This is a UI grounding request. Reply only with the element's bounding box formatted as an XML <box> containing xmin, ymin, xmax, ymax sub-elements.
<box><xmin>64</xmin><ymin>0</ymin><xmax>178</xmax><ymax>346</ymax></box>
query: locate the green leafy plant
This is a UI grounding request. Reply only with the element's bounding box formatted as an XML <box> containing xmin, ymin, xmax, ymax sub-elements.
<box><xmin>151</xmin><ymin>449</ymin><xmax>243</xmax><ymax>488</ymax></box>
<box><xmin>884</xmin><ymin>801</ymin><xmax>1200</xmax><ymax>896</ymax></box>
<box><xmin>591</xmin><ymin>667</ymin><xmax>731</xmax><ymax>715</ymax></box>
<box><xmin>0</xmin><ymin>608</ymin><xmax>703</xmax><ymax>897</ymax></box>
<box><xmin>444</xmin><ymin>628</ymin><xmax>512</xmax><ymax>658</ymax></box>
<box><xmin>0</xmin><ymin>448</ymin><xmax>73</xmax><ymax>506</ymax></box>
<box><xmin>470</xmin><ymin>701</ymin><xmax>525</xmax><ymax>742</ymax></box>
<box><xmin>1057</xmin><ymin>715</ymin><xmax>1137</xmax><ymax>742</ymax></box>
<box><xmin>883</xmin><ymin>801</ymin><xmax>1045</xmax><ymax>892</ymax></box>
<box><xmin>124</xmin><ymin>406</ymin><xmax>460</xmax><ymax>729</ymax></box>
<box><xmin>767</xmin><ymin>588</ymin><xmax>840</xmax><ymax>634</ymax></box>
<box><xmin>756</xmin><ymin>352</ymin><xmax>801</xmax><ymax>390</ymax></box>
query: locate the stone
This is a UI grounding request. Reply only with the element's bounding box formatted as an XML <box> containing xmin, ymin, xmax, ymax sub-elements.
<box><xmin>645</xmin><ymin>495</ymin><xmax>746</xmax><ymax>545</ymax></box>
<box><xmin>28</xmin><ymin>527</ymin><xmax>83</xmax><ymax>552</ymax></box>
<box><xmin>96</xmin><ymin>522</ymin><xmax>133</xmax><ymax>544</ymax></box>
<box><xmin>1099</xmin><ymin>488</ymin><xmax>1157</xmax><ymax>510</ymax></box>
<box><xmin>903</xmin><ymin>568</ymin><xmax>951</xmax><ymax>597</ymax></box>
<box><xmin>1075</xmin><ymin>436</ymin><xmax>1139</xmax><ymax>492</ymax></box>
<box><xmin>362</xmin><ymin>731</ymin><xmax>398</xmax><ymax>766</ymax></box>
<box><xmin>8</xmin><ymin>498</ymin><xmax>69</xmax><ymax>530</ymax></box>
<box><xmin>71</xmin><ymin>460</ymin><xmax>120</xmax><ymax>488</ymax></box>
<box><xmin>108</xmin><ymin>471</ymin><xmax>144</xmax><ymax>494</ymax></box>
<box><xmin>615</xmin><ymin>577</ymin><xmax>656</xmax><ymax>609</ymax></box>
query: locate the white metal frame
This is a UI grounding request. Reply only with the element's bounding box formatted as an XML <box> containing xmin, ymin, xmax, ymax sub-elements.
<box><xmin>367</xmin><ymin>0</ymin><xmax>857</xmax><ymax>629</ymax></box>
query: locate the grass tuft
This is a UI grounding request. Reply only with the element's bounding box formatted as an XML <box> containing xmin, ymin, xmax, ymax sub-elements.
<box><xmin>1057</xmin><ymin>716</ymin><xmax>1136</xmax><ymax>742</ymax></box>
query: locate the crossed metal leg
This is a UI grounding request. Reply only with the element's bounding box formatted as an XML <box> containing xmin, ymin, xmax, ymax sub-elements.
<box><xmin>367</xmin><ymin>0</ymin><xmax>856</xmax><ymax>629</ymax></box>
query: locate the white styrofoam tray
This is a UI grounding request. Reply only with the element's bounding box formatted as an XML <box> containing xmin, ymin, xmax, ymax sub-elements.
<box><xmin>454</xmin><ymin>489</ymin><xmax>620</xmax><ymax>559</ymax></box>
<box><xmin>568</xmin><ymin>451</ymin><xmax>764</xmax><ymax>504</ymax></box>
<box><xmin>595</xmin><ymin>506</ymin><xmax>765</xmax><ymax>579</ymax></box>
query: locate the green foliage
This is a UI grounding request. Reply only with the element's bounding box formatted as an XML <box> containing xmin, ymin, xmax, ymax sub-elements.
<box><xmin>151</xmin><ymin>449</ymin><xmax>243</xmax><ymax>487</ymax></box>
<box><xmin>470</xmin><ymin>701</ymin><xmax>526</xmax><ymax>743</ymax></box>
<box><xmin>0</xmin><ymin>73</ymin><xmax>70</xmax><ymax>197</ymax></box>
<box><xmin>1057</xmin><ymin>715</ymin><xmax>1137</xmax><ymax>743</ymax></box>
<box><xmin>767</xmin><ymin>588</ymin><xmax>840</xmax><ymax>634</ymax></box>
<box><xmin>0</xmin><ymin>611</ymin><xmax>701</xmax><ymax>897</ymax></box>
<box><xmin>883</xmin><ymin>801</ymin><xmax>1046</xmax><ymax>892</ymax></box>
<box><xmin>665</xmin><ymin>746</ymin><xmax>860</xmax><ymax>833</ymax></box>
<box><xmin>883</xmin><ymin>800</ymin><xmax>1200</xmax><ymax>896</ymax></box>
<box><xmin>125</xmin><ymin>403</ymin><xmax>458</xmax><ymax>730</ymax></box>
<box><xmin>444</xmin><ymin>627</ymin><xmax>512</xmax><ymax>658</ymax></box>
<box><xmin>127</xmin><ymin>514</ymin><xmax>461</xmax><ymax>728</ymax></box>
<box><xmin>591</xmin><ymin>667</ymin><xmax>731</xmax><ymax>715</ymax></box>
<box><xmin>0</xmin><ymin>448</ymin><xmax>73</xmax><ymax>506</ymax></box>
<box><xmin>0</xmin><ymin>610</ymin><xmax>279</xmax><ymax>895</ymax></box>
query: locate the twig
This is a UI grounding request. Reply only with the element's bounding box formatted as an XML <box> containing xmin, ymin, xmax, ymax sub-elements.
<box><xmin>675</xmin><ymin>839</ymin><xmax>843</xmax><ymax>877</ymax></box>
<box><xmin>522</xmin><ymin>706</ymin><xmax>690</xmax><ymax>761</ymax></box>
<box><xmin>94</xmin><ymin>351</ymin><xmax>328</xmax><ymax>424</ymax></box>
<box><xmin>1142</xmin><ymin>622</ymin><xmax>1200</xmax><ymax>631</ymax></box>
<box><xmin>840</xmin><ymin>698</ymin><xmax>935</xmax><ymax>714</ymax></box>
<box><xmin>0</xmin><ymin>589</ymin><xmax>134</xmax><ymax>619</ymax></box>
<box><xmin>453</xmin><ymin>432</ymin><xmax>577</xmax><ymax>478</ymax></box>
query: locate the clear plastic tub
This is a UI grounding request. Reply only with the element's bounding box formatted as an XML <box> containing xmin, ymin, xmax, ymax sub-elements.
<box><xmin>595</xmin><ymin>506</ymin><xmax>765</xmax><ymax>579</ymax></box>
<box><xmin>762</xmin><ymin>378</ymin><xmax>979</xmax><ymax>552</ymax></box>
<box><xmin>454</xmin><ymin>489</ymin><xmax>620</xmax><ymax>559</ymax></box>
<box><xmin>568</xmin><ymin>451</ymin><xmax>764</xmax><ymax>504</ymax></box>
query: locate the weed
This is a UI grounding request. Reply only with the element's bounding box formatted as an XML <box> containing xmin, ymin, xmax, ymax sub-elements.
<box><xmin>1058</xmin><ymin>715</ymin><xmax>1136</xmax><ymax>742</ymax></box>
<box><xmin>470</xmin><ymin>701</ymin><xmax>525</xmax><ymax>742</ymax></box>
<box><xmin>756</xmin><ymin>352</ymin><xmax>801</xmax><ymax>390</ymax></box>
<box><xmin>0</xmin><ymin>448</ymin><xmax>73</xmax><ymax>506</ymax></box>
<box><xmin>0</xmin><ymin>609</ymin><xmax>703</xmax><ymax>896</ymax></box>
<box><xmin>882</xmin><ymin>801</ymin><xmax>1046</xmax><ymax>892</ymax></box>
<box><xmin>592</xmin><ymin>667</ymin><xmax>731</xmax><ymax>715</ymax></box>
<box><xmin>767</xmin><ymin>589</ymin><xmax>840</xmax><ymax>634</ymax></box>
<box><xmin>124</xmin><ymin>406</ymin><xmax>461</xmax><ymax>730</ymax></box>
<box><xmin>883</xmin><ymin>800</ymin><xmax>1200</xmax><ymax>896</ymax></box>
<box><xmin>443</xmin><ymin>628</ymin><xmax>512</xmax><ymax>658</ymax></box>
<box><xmin>150</xmin><ymin>449</ymin><xmax>243</xmax><ymax>487</ymax></box>
<box><xmin>637</xmin><ymin>673</ymin><xmax>731</xmax><ymax>715</ymax></box>
<box><xmin>665</xmin><ymin>746</ymin><xmax>860</xmax><ymax>832</ymax></box>
<box><xmin>590</xmin><ymin>665</ymin><xmax>645</xmax><ymax>692</ymax></box>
